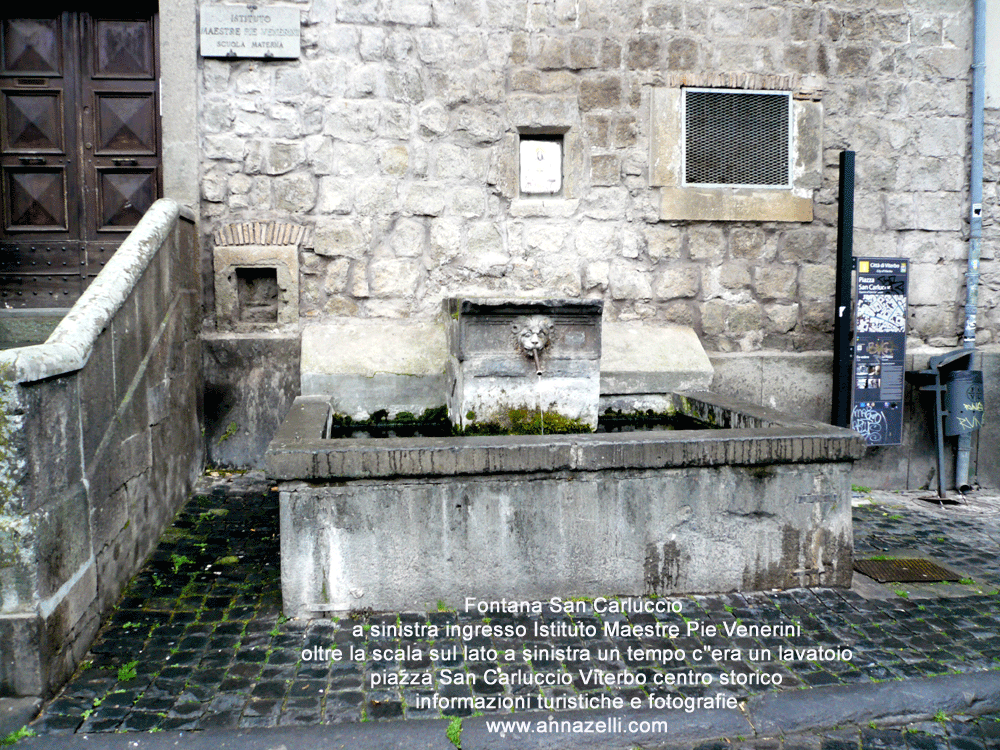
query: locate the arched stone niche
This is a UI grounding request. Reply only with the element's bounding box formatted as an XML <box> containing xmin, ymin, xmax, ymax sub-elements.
<box><xmin>212</xmin><ymin>221</ymin><xmax>306</xmax><ymax>329</ymax></box>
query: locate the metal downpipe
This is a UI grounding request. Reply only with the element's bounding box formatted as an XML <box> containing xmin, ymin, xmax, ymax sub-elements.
<box><xmin>957</xmin><ymin>0</ymin><xmax>986</xmax><ymax>493</ymax></box>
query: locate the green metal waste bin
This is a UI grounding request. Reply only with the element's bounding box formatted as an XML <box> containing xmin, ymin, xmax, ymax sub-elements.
<box><xmin>944</xmin><ymin>369</ymin><xmax>985</xmax><ymax>436</ymax></box>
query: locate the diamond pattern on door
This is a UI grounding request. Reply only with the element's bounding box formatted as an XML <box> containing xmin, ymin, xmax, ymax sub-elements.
<box><xmin>5</xmin><ymin>169</ymin><xmax>66</xmax><ymax>229</ymax></box>
<box><xmin>94</xmin><ymin>20</ymin><xmax>153</xmax><ymax>78</ymax></box>
<box><xmin>98</xmin><ymin>169</ymin><xmax>154</xmax><ymax>228</ymax></box>
<box><xmin>2</xmin><ymin>9</ymin><xmax>159</xmax><ymax>307</ymax></box>
<box><xmin>2</xmin><ymin>19</ymin><xmax>62</xmax><ymax>74</ymax></box>
<box><xmin>3</xmin><ymin>90</ymin><xmax>63</xmax><ymax>151</ymax></box>
<box><xmin>96</xmin><ymin>93</ymin><xmax>155</xmax><ymax>153</ymax></box>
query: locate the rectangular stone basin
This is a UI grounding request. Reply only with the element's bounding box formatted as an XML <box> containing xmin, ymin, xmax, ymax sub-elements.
<box><xmin>266</xmin><ymin>391</ymin><xmax>866</xmax><ymax>616</ymax></box>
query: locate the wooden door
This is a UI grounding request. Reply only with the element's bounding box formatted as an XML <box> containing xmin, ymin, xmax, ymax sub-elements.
<box><xmin>0</xmin><ymin>8</ymin><xmax>159</xmax><ymax>308</ymax></box>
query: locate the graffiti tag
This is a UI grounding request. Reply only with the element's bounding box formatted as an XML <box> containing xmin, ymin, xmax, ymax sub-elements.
<box><xmin>852</xmin><ymin>404</ymin><xmax>888</xmax><ymax>444</ymax></box>
<box><xmin>876</xmin><ymin>275</ymin><xmax>905</xmax><ymax>295</ymax></box>
<box><xmin>958</xmin><ymin>414</ymin><xmax>984</xmax><ymax>431</ymax></box>
<box><xmin>866</xmin><ymin>339</ymin><xmax>895</xmax><ymax>358</ymax></box>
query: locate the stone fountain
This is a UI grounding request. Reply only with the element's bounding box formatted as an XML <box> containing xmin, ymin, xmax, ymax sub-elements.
<box><xmin>445</xmin><ymin>298</ymin><xmax>603</xmax><ymax>431</ymax></box>
<box><xmin>267</xmin><ymin>299</ymin><xmax>865</xmax><ymax>616</ymax></box>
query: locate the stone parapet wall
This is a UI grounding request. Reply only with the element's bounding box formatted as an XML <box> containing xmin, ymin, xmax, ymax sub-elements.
<box><xmin>198</xmin><ymin>0</ymin><xmax>998</xmax><ymax>352</ymax></box>
<box><xmin>280</xmin><ymin>461</ymin><xmax>855</xmax><ymax>614</ymax></box>
<box><xmin>0</xmin><ymin>201</ymin><xmax>203</xmax><ymax>696</ymax></box>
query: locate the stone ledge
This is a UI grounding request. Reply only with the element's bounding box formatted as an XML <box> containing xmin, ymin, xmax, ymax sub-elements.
<box><xmin>265</xmin><ymin>391</ymin><xmax>866</xmax><ymax>481</ymax></box>
<box><xmin>301</xmin><ymin>320</ymin><xmax>447</xmax><ymax>379</ymax></box>
<box><xmin>299</xmin><ymin>319</ymin><xmax>723</xmax><ymax>420</ymax></box>
<box><xmin>0</xmin><ymin>310</ymin><xmax>66</xmax><ymax>348</ymax></box>
<box><xmin>658</xmin><ymin>186</ymin><xmax>814</xmax><ymax>222</ymax></box>
<box><xmin>0</xmin><ymin>200</ymin><xmax>186</xmax><ymax>384</ymax></box>
<box><xmin>601</xmin><ymin>322</ymin><xmax>714</xmax><ymax>395</ymax></box>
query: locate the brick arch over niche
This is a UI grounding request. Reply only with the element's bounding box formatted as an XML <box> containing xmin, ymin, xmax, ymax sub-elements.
<box><xmin>213</xmin><ymin>221</ymin><xmax>309</xmax><ymax>248</ymax></box>
<box><xmin>212</xmin><ymin>221</ymin><xmax>310</xmax><ymax>329</ymax></box>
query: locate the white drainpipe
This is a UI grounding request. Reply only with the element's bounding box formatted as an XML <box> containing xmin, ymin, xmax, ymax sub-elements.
<box><xmin>956</xmin><ymin>0</ymin><xmax>986</xmax><ymax>492</ymax></box>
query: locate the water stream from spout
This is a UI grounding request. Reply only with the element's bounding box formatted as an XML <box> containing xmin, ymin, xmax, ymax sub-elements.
<box><xmin>533</xmin><ymin>350</ymin><xmax>544</xmax><ymax>436</ymax></box>
<box><xmin>536</xmin><ymin>371</ymin><xmax>544</xmax><ymax>436</ymax></box>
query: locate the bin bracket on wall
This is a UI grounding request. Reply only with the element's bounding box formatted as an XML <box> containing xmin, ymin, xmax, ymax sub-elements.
<box><xmin>916</xmin><ymin>350</ymin><xmax>981</xmax><ymax>498</ymax></box>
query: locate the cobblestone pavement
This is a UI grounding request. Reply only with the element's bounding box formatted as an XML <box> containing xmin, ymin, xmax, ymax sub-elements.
<box><xmin>21</xmin><ymin>473</ymin><xmax>1000</xmax><ymax>742</ymax></box>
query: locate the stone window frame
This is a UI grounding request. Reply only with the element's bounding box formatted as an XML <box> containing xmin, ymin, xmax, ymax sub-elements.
<box><xmin>506</xmin><ymin>94</ymin><xmax>584</xmax><ymax>218</ymax></box>
<box><xmin>649</xmin><ymin>76</ymin><xmax>823</xmax><ymax>222</ymax></box>
<box><xmin>512</xmin><ymin>126</ymin><xmax>579</xmax><ymax>216</ymax></box>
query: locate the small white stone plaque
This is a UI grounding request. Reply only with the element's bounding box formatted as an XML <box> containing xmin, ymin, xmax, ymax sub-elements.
<box><xmin>200</xmin><ymin>4</ymin><xmax>300</xmax><ymax>59</ymax></box>
<box><xmin>519</xmin><ymin>139</ymin><xmax>562</xmax><ymax>195</ymax></box>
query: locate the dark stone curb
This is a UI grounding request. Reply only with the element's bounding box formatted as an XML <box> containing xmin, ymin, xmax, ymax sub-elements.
<box><xmin>14</xmin><ymin>671</ymin><xmax>1000</xmax><ymax>750</ymax></box>
<box><xmin>746</xmin><ymin>670</ymin><xmax>1000</xmax><ymax>736</ymax></box>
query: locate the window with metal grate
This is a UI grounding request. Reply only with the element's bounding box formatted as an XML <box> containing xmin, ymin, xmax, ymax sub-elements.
<box><xmin>684</xmin><ymin>89</ymin><xmax>792</xmax><ymax>189</ymax></box>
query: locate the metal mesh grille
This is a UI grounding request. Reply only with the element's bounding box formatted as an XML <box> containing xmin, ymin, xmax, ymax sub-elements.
<box><xmin>854</xmin><ymin>557</ymin><xmax>960</xmax><ymax>583</ymax></box>
<box><xmin>685</xmin><ymin>90</ymin><xmax>790</xmax><ymax>187</ymax></box>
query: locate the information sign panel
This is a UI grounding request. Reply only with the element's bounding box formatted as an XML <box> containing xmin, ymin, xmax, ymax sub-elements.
<box><xmin>851</xmin><ymin>258</ymin><xmax>908</xmax><ymax>446</ymax></box>
<box><xmin>200</xmin><ymin>5</ymin><xmax>300</xmax><ymax>59</ymax></box>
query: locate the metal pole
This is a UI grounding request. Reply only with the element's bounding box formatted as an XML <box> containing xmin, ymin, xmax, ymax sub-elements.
<box><xmin>832</xmin><ymin>151</ymin><xmax>855</xmax><ymax>429</ymax></box>
<box><xmin>936</xmin><ymin>383</ymin><xmax>948</xmax><ymax>498</ymax></box>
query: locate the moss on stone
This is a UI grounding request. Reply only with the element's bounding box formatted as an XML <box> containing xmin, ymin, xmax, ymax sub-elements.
<box><xmin>463</xmin><ymin>407</ymin><xmax>591</xmax><ymax>436</ymax></box>
<box><xmin>600</xmin><ymin>407</ymin><xmax>714</xmax><ymax>432</ymax></box>
<box><xmin>0</xmin><ymin>363</ymin><xmax>18</xmax><ymax>509</ymax></box>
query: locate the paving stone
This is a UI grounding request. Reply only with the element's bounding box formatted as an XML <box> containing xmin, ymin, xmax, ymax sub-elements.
<box><xmin>238</xmin><ymin>714</ymin><xmax>277</xmax><ymax>728</ymax></box>
<box><xmin>195</xmin><ymin>711</ymin><xmax>242</xmax><ymax>729</ymax></box>
<box><xmin>169</xmin><ymin>700</ymin><xmax>203</xmax><ymax>717</ymax></box>
<box><xmin>120</xmin><ymin>711</ymin><xmax>161</xmax><ymax>732</ymax></box>
<box><xmin>159</xmin><ymin>716</ymin><xmax>199</xmax><ymax>731</ymax></box>
<box><xmin>821</xmin><ymin>737</ymin><xmax>859</xmax><ymax>750</ymax></box>
<box><xmin>77</xmin><ymin>715</ymin><xmax>122</xmax><ymax>733</ymax></box>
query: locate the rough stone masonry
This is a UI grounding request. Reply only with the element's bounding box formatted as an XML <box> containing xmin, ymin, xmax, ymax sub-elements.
<box><xmin>198</xmin><ymin>0</ymin><xmax>999</xmax><ymax>353</ymax></box>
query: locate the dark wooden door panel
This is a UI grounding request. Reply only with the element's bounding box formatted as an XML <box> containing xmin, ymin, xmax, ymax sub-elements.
<box><xmin>82</xmin><ymin>13</ymin><xmax>158</xmax><ymax>241</ymax></box>
<box><xmin>92</xmin><ymin>18</ymin><xmax>154</xmax><ymax>79</ymax></box>
<box><xmin>84</xmin><ymin>242</ymin><xmax>114</xmax><ymax>277</ymax></box>
<box><xmin>0</xmin><ymin>273</ymin><xmax>81</xmax><ymax>306</ymax></box>
<box><xmin>0</xmin><ymin>241</ymin><xmax>79</xmax><ymax>271</ymax></box>
<box><xmin>0</xmin><ymin>240</ymin><xmax>82</xmax><ymax>307</ymax></box>
<box><xmin>95</xmin><ymin>92</ymin><xmax>156</xmax><ymax>153</ymax></box>
<box><xmin>97</xmin><ymin>167</ymin><xmax>156</xmax><ymax>230</ymax></box>
<box><xmin>3</xmin><ymin>167</ymin><xmax>68</xmax><ymax>230</ymax></box>
<box><xmin>1</xmin><ymin>10</ymin><xmax>159</xmax><ymax>308</ymax></box>
<box><xmin>2</xmin><ymin>89</ymin><xmax>64</xmax><ymax>151</ymax></box>
<box><xmin>2</xmin><ymin>18</ymin><xmax>62</xmax><ymax>75</ymax></box>
<box><xmin>1</xmin><ymin>13</ymin><xmax>75</xmax><ymax>242</ymax></box>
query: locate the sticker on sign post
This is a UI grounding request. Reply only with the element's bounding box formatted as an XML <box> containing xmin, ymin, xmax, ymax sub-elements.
<box><xmin>851</xmin><ymin>258</ymin><xmax>908</xmax><ymax>446</ymax></box>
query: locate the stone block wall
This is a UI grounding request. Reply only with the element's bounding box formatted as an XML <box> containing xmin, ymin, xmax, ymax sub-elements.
<box><xmin>198</xmin><ymin>0</ymin><xmax>999</xmax><ymax>354</ymax></box>
<box><xmin>203</xmin><ymin>333</ymin><xmax>301</xmax><ymax>468</ymax></box>
<box><xmin>0</xmin><ymin>201</ymin><xmax>203</xmax><ymax>696</ymax></box>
